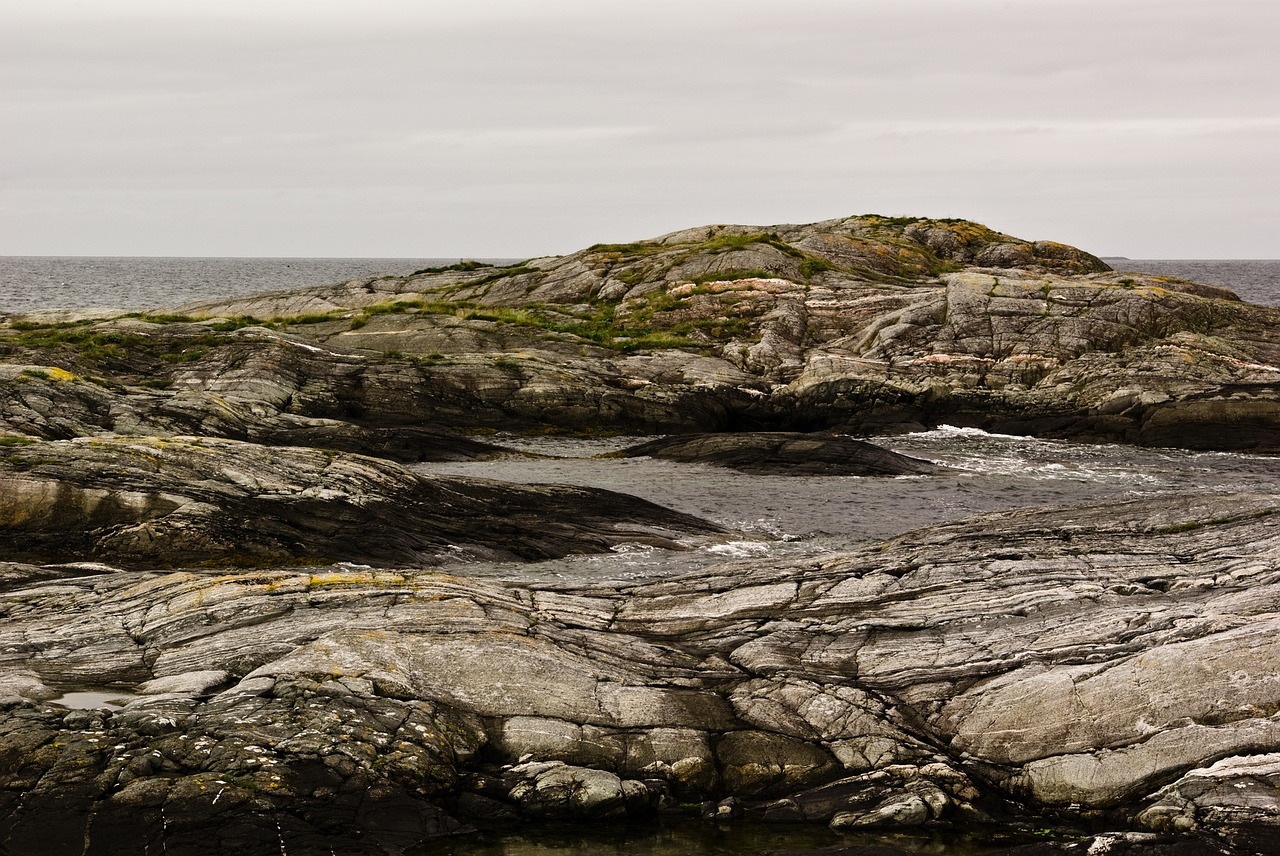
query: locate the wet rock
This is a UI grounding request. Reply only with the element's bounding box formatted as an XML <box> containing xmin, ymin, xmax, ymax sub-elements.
<box><xmin>614</xmin><ymin>432</ymin><xmax>940</xmax><ymax>475</ymax></box>
<box><xmin>502</xmin><ymin>760</ymin><xmax>647</xmax><ymax>818</ymax></box>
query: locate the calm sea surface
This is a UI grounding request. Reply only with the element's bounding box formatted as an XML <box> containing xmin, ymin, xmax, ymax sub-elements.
<box><xmin>1101</xmin><ymin>258</ymin><xmax>1280</xmax><ymax>306</ymax></box>
<box><xmin>9</xmin><ymin>257</ymin><xmax>1279</xmax><ymax>855</ymax></box>
<box><xmin>0</xmin><ymin>256</ymin><xmax>518</xmax><ymax>315</ymax></box>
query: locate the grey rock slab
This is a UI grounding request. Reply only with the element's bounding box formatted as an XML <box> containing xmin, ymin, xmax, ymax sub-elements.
<box><xmin>613</xmin><ymin>431</ymin><xmax>941</xmax><ymax>476</ymax></box>
<box><xmin>1</xmin><ymin>476</ymin><xmax>1280</xmax><ymax>844</ymax></box>
<box><xmin>0</xmin><ymin>435</ymin><xmax>728</xmax><ymax>567</ymax></box>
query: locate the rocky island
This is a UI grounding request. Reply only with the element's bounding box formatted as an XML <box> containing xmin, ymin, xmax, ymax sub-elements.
<box><xmin>0</xmin><ymin>215</ymin><xmax>1277</xmax><ymax>855</ymax></box>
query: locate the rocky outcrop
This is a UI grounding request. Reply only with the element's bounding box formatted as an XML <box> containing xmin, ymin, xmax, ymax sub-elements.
<box><xmin>614</xmin><ymin>432</ymin><xmax>940</xmax><ymax>475</ymax></box>
<box><xmin>2</xmin><ymin>493</ymin><xmax>1279</xmax><ymax>853</ymax></box>
<box><xmin>1</xmin><ymin>214</ymin><xmax>1274</xmax><ymax>455</ymax></box>
<box><xmin>0</xmin><ymin>213</ymin><xmax>1277</xmax><ymax>854</ymax></box>
<box><xmin>0</xmin><ymin>436</ymin><xmax>726</xmax><ymax>567</ymax></box>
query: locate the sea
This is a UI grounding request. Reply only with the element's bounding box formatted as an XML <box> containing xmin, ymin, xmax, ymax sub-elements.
<box><xmin>0</xmin><ymin>256</ymin><xmax>519</xmax><ymax>316</ymax></box>
<box><xmin>2</xmin><ymin>256</ymin><xmax>1278</xmax><ymax>856</ymax></box>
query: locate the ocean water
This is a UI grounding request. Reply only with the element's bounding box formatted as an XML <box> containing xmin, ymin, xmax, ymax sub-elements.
<box><xmin>0</xmin><ymin>257</ymin><xmax>1277</xmax><ymax>316</ymax></box>
<box><xmin>416</xmin><ymin>427</ymin><xmax>1280</xmax><ymax>584</ymax></box>
<box><xmin>0</xmin><ymin>256</ymin><xmax>518</xmax><ymax>315</ymax></box>
<box><xmin>1102</xmin><ymin>258</ymin><xmax>1280</xmax><ymax>306</ymax></box>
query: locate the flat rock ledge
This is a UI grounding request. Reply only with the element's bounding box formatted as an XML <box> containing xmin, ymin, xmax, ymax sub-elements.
<box><xmin>2</xmin><ymin>491</ymin><xmax>1279</xmax><ymax>854</ymax></box>
<box><xmin>0</xmin><ymin>436</ymin><xmax>727</xmax><ymax>567</ymax></box>
<box><xmin>613</xmin><ymin>431</ymin><xmax>941</xmax><ymax>475</ymax></box>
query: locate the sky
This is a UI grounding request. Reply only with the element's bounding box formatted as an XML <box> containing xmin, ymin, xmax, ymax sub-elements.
<box><xmin>2</xmin><ymin>0</ymin><xmax>1277</xmax><ymax>258</ymax></box>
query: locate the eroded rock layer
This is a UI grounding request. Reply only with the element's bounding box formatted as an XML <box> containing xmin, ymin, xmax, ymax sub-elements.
<box><xmin>1</xmin><ymin>493</ymin><xmax>1278</xmax><ymax>853</ymax></box>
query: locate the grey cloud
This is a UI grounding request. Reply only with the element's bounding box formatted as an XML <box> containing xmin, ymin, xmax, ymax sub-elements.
<box><xmin>1</xmin><ymin>0</ymin><xmax>1277</xmax><ymax>257</ymax></box>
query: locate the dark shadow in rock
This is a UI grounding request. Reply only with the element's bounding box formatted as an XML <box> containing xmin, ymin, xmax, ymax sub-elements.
<box><xmin>253</xmin><ymin>422</ymin><xmax>514</xmax><ymax>463</ymax></box>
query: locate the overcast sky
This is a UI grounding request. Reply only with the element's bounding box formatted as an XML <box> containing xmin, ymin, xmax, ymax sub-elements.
<box><xmin>2</xmin><ymin>0</ymin><xmax>1277</xmax><ymax>258</ymax></box>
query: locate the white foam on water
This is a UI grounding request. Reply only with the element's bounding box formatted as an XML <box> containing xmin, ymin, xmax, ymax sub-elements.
<box><xmin>706</xmin><ymin>541</ymin><xmax>773</xmax><ymax>558</ymax></box>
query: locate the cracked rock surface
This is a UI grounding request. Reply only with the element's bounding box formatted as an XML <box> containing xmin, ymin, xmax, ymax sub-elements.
<box><xmin>1</xmin><ymin>493</ymin><xmax>1278</xmax><ymax>853</ymax></box>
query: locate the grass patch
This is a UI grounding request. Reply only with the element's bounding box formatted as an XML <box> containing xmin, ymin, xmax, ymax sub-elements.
<box><xmin>696</xmin><ymin>232</ymin><xmax>804</xmax><ymax>258</ymax></box>
<box><xmin>0</xmin><ymin>435</ymin><xmax>37</xmax><ymax>447</ymax></box>
<box><xmin>126</xmin><ymin>312</ymin><xmax>199</xmax><ymax>324</ymax></box>
<box><xmin>206</xmin><ymin>315</ymin><xmax>268</xmax><ymax>332</ymax></box>
<box><xmin>799</xmin><ymin>257</ymin><xmax>835</xmax><ymax>279</ymax></box>
<box><xmin>410</xmin><ymin>260</ymin><xmax>494</xmax><ymax>276</ymax></box>
<box><xmin>588</xmin><ymin>241</ymin><xmax>660</xmax><ymax>255</ymax></box>
<box><xmin>614</xmin><ymin>268</ymin><xmax>650</xmax><ymax>286</ymax></box>
<box><xmin>161</xmin><ymin>346</ymin><xmax>209</xmax><ymax>364</ymax></box>
<box><xmin>277</xmin><ymin>313</ymin><xmax>339</xmax><ymax>325</ymax></box>
<box><xmin>611</xmin><ymin>332</ymin><xmax>704</xmax><ymax>351</ymax></box>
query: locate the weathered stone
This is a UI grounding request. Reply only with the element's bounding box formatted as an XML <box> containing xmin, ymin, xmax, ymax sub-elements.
<box><xmin>716</xmin><ymin>730</ymin><xmax>841</xmax><ymax>798</ymax></box>
<box><xmin>0</xmin><ymin>436</ymin><xmax>726</xmax><ymax>568</ymax></box>
<box><xmin>502</xmin><ymin>761</ymin><xmax>637</xmax><ymax>818</ymax></box>
<box><xmin>613</xmin><ymin>432</ymin><xmax>940</xmax><ymax>475</ymax></box>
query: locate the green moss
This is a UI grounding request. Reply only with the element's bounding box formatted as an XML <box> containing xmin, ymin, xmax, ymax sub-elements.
<box><xmin>799</xmin><ymin>257</ymin><xmax>835</xmax><ymax>279</ymax></box>
<box><xmin>588</xmin><ymin>241</ymin><xmax>660</xmax><ymax>255</ymax></box>
<box><xmin>666</xmin><ymin>316</ymin><xmax>752</xmax><ymax>340</ymax></box>
<box><xmin>861</xmin><ymin>214</ymin><xmax>924</xmax><ymax>227</ymax></box>
<box><xmin>695</xmin><ymin>232</ymin><xmax>803</xmax><ymax>258</ymax></box>
<box><xmin>207</xmin><ymin>316</ymin><xmax>268</xmax><ymax>332</ymax></box>
<box><xmin>126</xmin><ymin>312</ymin><xmax>199</xmax><ymax>324</ymax></box>
<box><xmin>612</xmin><ymin>332</ymin><xmax>703</xmax><ymax>351</ymax></box>
<box><xmin>160</xmin><ymin>346</ymin><xmax>209</xmax><ymax>364</ymax></box>
<box><xmin>0</xmin><ymin>435</ymin><xmax>37</xmax><ymax>447</ymax></box>
<box><xmin>277</xmin><ymin>312</ymin><xmax>339</xmax><ymax>325</ymax></box>
<box><xmin>614</xmin><ymin>268</ymin><xmax>649</xmax><ymax>286</ymax></box>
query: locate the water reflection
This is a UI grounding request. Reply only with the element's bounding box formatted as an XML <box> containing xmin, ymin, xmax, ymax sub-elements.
<box><xmin>427</xmin><ymin>816</ymin><xmax>1062</xmax><ymax>856</ymax></box>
